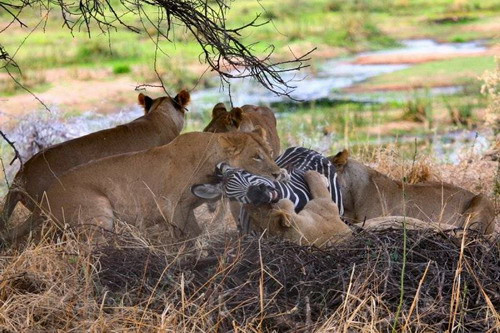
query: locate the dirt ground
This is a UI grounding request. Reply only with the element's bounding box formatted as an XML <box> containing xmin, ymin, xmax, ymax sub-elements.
<box><xmin>353</xmin><ymin>46</ymin><xmax>499</xmax><ymax>65</ymax></box>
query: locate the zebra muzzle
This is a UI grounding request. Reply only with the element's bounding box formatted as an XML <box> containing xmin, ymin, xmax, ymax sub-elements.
<box><xmin>270</xmin><ymin>190</ymin><xmax>280</xmax><ymax>203</ymax></box>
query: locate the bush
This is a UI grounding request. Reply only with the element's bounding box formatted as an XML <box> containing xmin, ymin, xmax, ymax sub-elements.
<box><xmin>112</xmin><ymin>64</ymin><xmax>131</xmax><ymax>75</ymax></box>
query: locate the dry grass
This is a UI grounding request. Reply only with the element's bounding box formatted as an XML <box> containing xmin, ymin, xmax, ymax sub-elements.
<box><xmin>0</xmin><ymin>223</ymin><xmax>498</xmax><ymax>332</ymax></box>
<box><xmin>1</xmin><ymin>123</ymin><xmax>498</xmax><ymax>331</ymax></box>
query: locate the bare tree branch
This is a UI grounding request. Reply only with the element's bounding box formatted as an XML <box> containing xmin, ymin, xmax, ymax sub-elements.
<box><xmin>0</xmin><ymin>0</ymin><xmax>314</xmax><ymax>98</ymax></box>
<box><xmin>0</xmin><ymin>130</ymin><xmax>23</xmax><ymax>168</ymax></box>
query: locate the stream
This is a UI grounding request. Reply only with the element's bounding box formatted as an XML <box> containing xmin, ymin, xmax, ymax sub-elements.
<box><xmin>190</xmin><ymin>39</ymin><xmax>487</xmax><ymax>108</ymax></box>
<box><xmin>2</xmin><ymin>39</ymin><xmax>493</xmax><ymax>169</ymax></box>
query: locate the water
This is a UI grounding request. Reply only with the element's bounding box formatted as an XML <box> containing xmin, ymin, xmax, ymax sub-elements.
<box><xmin>4</xmin><ymin>105</ymin><xmax>143</xmax><ymax>162</ymax></box>
<box><xmin>1</xmin><ymin>39</ymin><xmax>491</xmax><ymax>171</ymax></box>
<box><xmin>191</xmin><ymin>39</ymin><xmax>486</xmax><ymax>109</ymax></box>
<box><xmin>361</xmin><ymin>39</ymin><xmax>486</xmax><ymax>57</ymax></box>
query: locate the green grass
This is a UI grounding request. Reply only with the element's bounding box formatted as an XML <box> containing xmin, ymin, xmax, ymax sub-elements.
<box><xmin>112</xmin><ymin>64</ymin><xmax>132</xmax><ymax>75</ymax></box>
<box><xmin>2</xmin><ymin>0</ymin><xmax>498</xmax><ymax>76</ymax></box>
<box><xmin>358</xmin><ymin>56</ymin><xmax>496</xmax><ymax>89</ymax></box>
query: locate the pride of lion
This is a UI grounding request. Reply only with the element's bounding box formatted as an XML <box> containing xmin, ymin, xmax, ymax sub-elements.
<box><xmin>0</xmin><ymin>90</ymin><xmax>496</xmax><ymax>246</ymax></box>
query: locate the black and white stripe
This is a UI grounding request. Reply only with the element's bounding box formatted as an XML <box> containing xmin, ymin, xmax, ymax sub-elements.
<box><xmin>217</xmin><ymin>147</ymin><xmax>344</xmax><ymax>215</ymax></box>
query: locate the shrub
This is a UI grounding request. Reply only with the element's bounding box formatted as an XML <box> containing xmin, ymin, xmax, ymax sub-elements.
<box><xmin>112</xmin><ymin>64</ymin><xmax>131</xmax><ymax>75</ymax></box>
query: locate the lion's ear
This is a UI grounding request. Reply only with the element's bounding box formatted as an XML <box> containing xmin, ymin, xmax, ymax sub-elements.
<box><xmin>174</xmin><ymin>90</ymin><xmax>190</xmax><ymax>110</ymax></box>
<box><xmin>212</xmin><ymin>103</ymin><xmax>227</xmax><ymax>118</ymax></box>
<box><xmin>218</xmin><ymin>134</ymin><xmax>243</xmax><ymax>156</ymax></box>
<box><xmin>138</xmin><ymin>93</ymin><xmax>154</xmax><ymax>113</ymax></box>
<box><xmin>230</xmin><ymin>107</ymin><xmax>244</xmax><ymax>128</ymax></box>
<box><xmin>329</xmin><ymin>149</ymin><xmax>349</xmax><ymax>170</ymax></box>
<box><xmin>251</xmin><ymin>126</ymin><xmax>268</xmax><ymax>142</ymax></box>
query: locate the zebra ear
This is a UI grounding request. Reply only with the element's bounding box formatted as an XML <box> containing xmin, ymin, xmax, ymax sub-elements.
<box><xmin>191</xmin><ymin>183</ymin><xmax>223</xmax><ymax>201</ymax></box>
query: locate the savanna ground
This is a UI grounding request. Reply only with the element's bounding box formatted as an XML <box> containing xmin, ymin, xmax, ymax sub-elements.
<box><xmin>1</xmin><ymin>0</ymin><xmax>499</xmax><ymax>331</ymax></box>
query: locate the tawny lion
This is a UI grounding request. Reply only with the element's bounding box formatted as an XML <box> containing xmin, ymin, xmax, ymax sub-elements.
<box><xmin>1</xmin><ymin>129</ymin><xmax>283</xmax><ymax>244</ymax></box>
<box><xmin>264</xmin><ymin>171</ymin><xmax>467</xmax><ymax>247</ymax></box>
<box><xmin>1</xmin><ymin>90</ymin><xmax>190</xmax><ymax>226</ymax></box>
<box><xmin>328</xmin><ymin>150</ymin><xmax>495</xmax><ymax>234</ymax></box>
<box><xmin>193</xmin><ymin>150</ymin><xmax>495</xmax><ymax>246</ymax></box>
<box><xmin>203</xmin><ymin>103</ymin><xmax>280</xmax><ymax>158</ymax></box>
<box><xmin>203</xmin><ymin>102</ymin><xmax>282</xmax><ymax>224</ymax></box>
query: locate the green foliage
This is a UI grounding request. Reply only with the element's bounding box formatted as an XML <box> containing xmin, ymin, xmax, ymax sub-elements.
<box><xmin>112</xmin><ymin>64</ymin><xmax>131</xmax><ymax>75</ymax></box>
<box><xmin>362</xmin><ymin>56</ymin><xmax>496</xmax><ymax>89</ymax></box>
<box><xmin>451</xmin><ymin>35</ymin><xmax>466</xmax><ymax>43</ymax></box>
<box><xmin>1</xmin><ymin>0</ymin><xmax>498</xmax><ymax>85</ymax></box>
<box><xmin>443</xmin><ymin>97</ymin><xmax>475</xmax><ymax>127</ymax></box>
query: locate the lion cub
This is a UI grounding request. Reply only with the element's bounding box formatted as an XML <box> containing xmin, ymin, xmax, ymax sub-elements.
<box><xmin>203</xmin><ymin>103</ymin><xmax>280</xmax><ymax>158</ymax></box>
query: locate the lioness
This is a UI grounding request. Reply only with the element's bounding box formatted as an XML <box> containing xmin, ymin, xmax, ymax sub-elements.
<box><xmin>1</xmin><ymin>129</ymin><xmax>283</xmax><ymax>244</ymax></box>
<box><xmin>329</xmin><ymin>150</ymin><xmax>495</xmax><ymax>234</ymax></box>
<box><xmin>1</xmin><ymin>90</ymin><xmax>190</xmax><ymax>226</ymax></box>
<box><xmin>256</xmin><ymin>171</ymin><xmax>459</xmax><ymax>247</ymax></box>
<box><xmin>203</xmin><ymin>102</ymin><xmax>281</xmax><ymax>224</ymax></box>
<box><xmin>194</xmin><ymin>150</ymin><xmax>495</xmax><ymax>239</ymax></box>
<box><xmin>203</xmin><ymin>103</ymin><xmax>281</xmax><ymax>157</ymax></box>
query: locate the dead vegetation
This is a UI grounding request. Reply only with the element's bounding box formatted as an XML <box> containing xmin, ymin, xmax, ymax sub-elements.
<box><xmin>0</xmin><ymin>224</ymin><xmax>498</xmax><ymax>332</ymax></box>
<box><xmin>0</xmin><ymin>145</ymin><xmax>498</xmax><ymax>331</ymax></box>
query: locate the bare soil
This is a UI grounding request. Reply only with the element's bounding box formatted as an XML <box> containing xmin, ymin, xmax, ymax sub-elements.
<box><xmin>353</xmin><ymin>47</ymin><xmax>498</xmax><ymax>65</ymax></box>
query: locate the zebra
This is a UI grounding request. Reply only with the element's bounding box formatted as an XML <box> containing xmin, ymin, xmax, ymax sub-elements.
<box><xmin>192</xmin><ymin>147</ymin><xmax>344</xmax><ymax>233</ymax></box>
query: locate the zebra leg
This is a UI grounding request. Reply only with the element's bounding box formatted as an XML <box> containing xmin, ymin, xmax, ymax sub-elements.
<box><xmin>239</xmin><ymin>206</ymin><xmax>252</xmax><ymax>235</ymax></box>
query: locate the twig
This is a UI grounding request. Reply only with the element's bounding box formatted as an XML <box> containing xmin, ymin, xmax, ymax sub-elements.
<box><xmin>0</xmin><ymin>0</ymin><xmax>314</xmax><ymax>99</ymax></box>
<box><xmin>0</xmin><ymin>130</ymin><xmax>23</xmax><ymax>168</ymax></box>
<box><xmin>391</xmin><ymin>214</ymin><xmax>408</xmax><ymax>333</ymax></box>
<box><xmin>403</xmin><ymin>261</ymin><xmax>431</xmax><ymax>330</ymax></box>
<box><xmin>0</xmin><ymin>157</ymin><xmax>10</xmax><ymax>188</ymax></box>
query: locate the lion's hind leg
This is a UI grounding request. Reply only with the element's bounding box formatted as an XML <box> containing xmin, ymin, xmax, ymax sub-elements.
<box><xmin>462</xmin><ymin>194</ymin><xmax>495</xmax><ymax>234</ymax></box>
<box><xmin>38</xmin><ymin>192</ymin><xmax>116</xmax><ymax>243</ymax></box>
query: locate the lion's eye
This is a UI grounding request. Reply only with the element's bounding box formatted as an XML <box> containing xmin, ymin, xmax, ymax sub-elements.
<box><xmin>253</xmin><ymin>154</ymin><xmax>262</xmax><ymax>161</ymax></box>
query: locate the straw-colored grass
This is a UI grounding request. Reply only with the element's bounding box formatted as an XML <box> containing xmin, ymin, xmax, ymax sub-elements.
<box><xmin>1</xmin><ymin>144</ymin><xmax>498</xmax><ymax>332</ymax></box>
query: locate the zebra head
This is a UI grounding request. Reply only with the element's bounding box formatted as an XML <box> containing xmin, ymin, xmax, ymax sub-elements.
<box><xmin>247</xmin><ymin>183</ymin><xmax>279</xmax><ymax>205</ymax></box>
<box><xmin>191</xmin><ymin>162</ymin><xmax>278</xmax><ymax>204</ymax></box>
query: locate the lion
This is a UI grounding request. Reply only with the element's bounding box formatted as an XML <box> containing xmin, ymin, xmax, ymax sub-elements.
<box><xmin>1</xmin><ymin>129</ymin><xmax>284</xmax><ymax>244</ymax></box>
<box><xmin>203</xmin><ymin>102</ymin><xmax>282</xmax><ymax>223</ymax></box>
<box><xmin>193</xmin><ymin>149</ymin><xmax>495</xmax><ymax>245</ymax></box>
<box><xmin>256</xmin><ymin>171</ymin><xmax>461</xmax><ymax>247</ymax></box>
<box><xmin>1</xmin><ymin>90</ymin><xmax>190</xmax><ymax>227</ymax></box>
<box><xmin>328</xmin><ymin>150</ymin><xmax>495</xmax><ymax>234</ymax></box>
<box><xmin>203</xmin><ymin>103</ymin><xmax>281</xmax><ymax>158</ymax></box>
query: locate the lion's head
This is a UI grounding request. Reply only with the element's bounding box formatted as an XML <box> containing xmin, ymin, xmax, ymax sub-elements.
<box><xmin>217</xmin><ymin>127</ymin><xmax>283</xmax><ymax>180</ymax></box>
<box><xmin>138</xmin><ymin>90</ymin><xmax>191</xmax><ymax>132</ymax></box>
<box><xmin>203</xmin><ymin>103</ymin><xmax>244</xmax><ymax>133</ymax></box>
